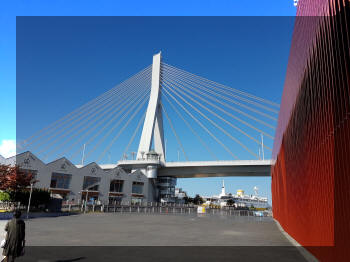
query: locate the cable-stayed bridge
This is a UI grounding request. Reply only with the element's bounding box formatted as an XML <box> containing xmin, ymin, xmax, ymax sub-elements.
<box><xmin>17</xmin><ymin>52</ymin><xmax>278</xmax><ymax>178</ymax></box>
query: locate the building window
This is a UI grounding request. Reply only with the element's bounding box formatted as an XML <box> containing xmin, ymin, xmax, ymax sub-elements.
<box><xmin>110</xmin><ymin>180</ymin><xmax>124</xmax><ymax>193</ymax></box>
<box><xmin>50</xmin><ymin>173</ymin><xmax>72</xmax><ymax>189</ymax></box>
<box><xmin>132</xmin><ymin>182</ymin><xmax>144</xmax><ymax>194</ymax></box>
<box><xmin>109</xmin><ymin>196</ymin><xmax>123</xmax><ymax>205</ymax></box>
<box><xmin>157</xmin><ymin>177</ymin><xmax>177</xmax><ymax>186</ymax></box>
<box><xmin>83</xmin><ymin>176</ymin><xmax>101</xmax><ymax>191</ymax></box>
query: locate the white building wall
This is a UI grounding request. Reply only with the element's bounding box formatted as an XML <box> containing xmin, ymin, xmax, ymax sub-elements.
<box><xmin>15</xmin><ymin>152</ymin><xmax>51</xmax><ymax>189</ymax></box>
<box><xmin>1</xmin><ymin>151</ymin><xmax>157</xmax><ymax>205</ymax></box>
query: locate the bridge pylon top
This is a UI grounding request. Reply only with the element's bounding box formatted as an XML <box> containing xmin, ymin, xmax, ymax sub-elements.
<box><xmin>136</xmin><ymin>53</ymin><xmax>165</xmax><ymax>162</ymax></box>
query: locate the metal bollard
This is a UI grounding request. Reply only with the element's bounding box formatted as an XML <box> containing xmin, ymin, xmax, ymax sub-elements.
<box><xmin>93</xmin><ymin>205</ymin><xmax>95</xmax><ymax>212</ymax></box>
<box><xmin>138</xmin><ymin>206</ymin><xmax>140</xmax><ymax>213</ymax></box>
<box><xmin>68</xmin><ymin>204</ymin><xmax>71</xmax><ymax>212</ymax></box>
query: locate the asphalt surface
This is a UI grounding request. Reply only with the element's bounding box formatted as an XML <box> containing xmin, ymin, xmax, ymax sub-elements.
<box><xmin>1</xmin><ymin>213</ymin><xmax>309</xmax><ymax>262</ymax></box>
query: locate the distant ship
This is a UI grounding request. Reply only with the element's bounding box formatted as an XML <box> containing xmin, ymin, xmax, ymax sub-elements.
<box><xmin>203</xmin><ymin>181</ymin><xmax>270</xmax><ymax>209</ymax></box>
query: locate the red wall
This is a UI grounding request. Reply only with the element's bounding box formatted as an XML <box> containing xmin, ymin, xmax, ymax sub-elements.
<box><xmin>272</xmin><ymin>0</ymin><xmax>350</xmax><ymax>260</ymax></box>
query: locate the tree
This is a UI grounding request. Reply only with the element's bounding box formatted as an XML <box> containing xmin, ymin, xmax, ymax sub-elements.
<box><xmin>183</xmin><ymin>196</ymin><xmax>194</xmax><ymax>204</ymax></box>
<box><xmin>0</xmin><ymin>191</ymin><xmax>10</xmax><ymax>202</ymax></box>
<box><xmin>0</xmin><ymin>165</ymin><xmax>35</xmax><ymax>191</ymax></box>
<box><xmin>193</xmin><ymin>194</ymin><xmax>204</xmax><ymax>205</ymax></box>
<box><xmin>8</xmin><ymin>188</ymin><xmax>51</xmax><ymax>208</ymax></box>
<box><xmin>226</xmin><ymin>199</ymin><xmax>235</xmax><ymax>206</ymax></box>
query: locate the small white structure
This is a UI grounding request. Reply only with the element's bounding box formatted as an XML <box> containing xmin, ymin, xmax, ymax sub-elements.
<box><xmin>219</xmin><ymin>180</ymin><xmax>226</xmax><ymax>198</ymax></box>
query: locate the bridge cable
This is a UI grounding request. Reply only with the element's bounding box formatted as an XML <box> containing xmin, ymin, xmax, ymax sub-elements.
<box><xmin>48</xmin><ymin>75</ymin><xmax>152</xmax><ymax>160</ymax></box>
<box><xmin>162</xmin><ymin>64</ymin><xmax>279</xmax><ymax>114</ymax></box>
<box><xmin>162</xmin><ymin>70</ymin><xmax>277</xmax><ymax>128</ymax></box>
<box><xmin>36</xmin><ymin>71</ymin><xmax>151</xmax><ymax>157</ymax></box>
<box><xmin>67</xmin><ymin>88</ymin><xmax>150</xmax><ymax>162</ymax></box>
<box><xmin>162</xmin><ymin>78</ymin><xmax>270</xmax><ymax>154</ymax></box>
<box><xmin>19</xmin><ymin>65</ymin><xmax>151</xmax><ymax>150</ymax></box>
<box><xmin>27</xmin><ymin>66</ymin><xmax>152</xmax><ymax>153</ymax></box>
<box><xmin>162</xmin><ymin>93</ymin><xmax>218</xmax><ymax>160</ymax></box>
<box><xmin>85</xmin><ymin>89</ymin><xmax>150</xmax><ymax>162</ymax></box>
<box><xmin>161</xmin><ymin>85</ymin><xmax>238</xmax><ymax>160</ymax></box>
<box><xmin>160</xmin><ymin>102</ymin><xmax>189</xmax><ymax>161</ymax></box>
<box><xmin>96</xmin><ymin>95</ymin><xmax>149</xmax><ymax>163</ymax></box>
<box><xmin>161</xmin><ymin>74</ymin><xmax>275</xmax><ymax>138</ymax></box>
<box><xmin>162</xmin><ymin>82</ymin><xmax>260</xmax><ymax>158</ymax></box>
<box><xmin>162</xmin><ymin>62</ymin><xmax>280</xmax><ymax>109</ymax></box>
<box><xmin>162</xmin><ymin>66</ymin><xmax>277</xmax><ymax>121</ymax></box>
<box><xmin>122</xmin><ymin>111</ymin><xmax>147</xmax><ymax>159</ymax></box>
<box><xmin>42</xmin><ymin>73</ymin><xmax>151</xmax><ymax>156</ymax></box>
<box><xmin>62</xmin><ymin>81</ymin><xmax>151</xmax><ymax>160</ymax></box>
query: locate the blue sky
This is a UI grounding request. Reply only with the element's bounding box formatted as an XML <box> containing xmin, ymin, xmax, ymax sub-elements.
<box><xmin>0</xmin><ymin>1</ymin><xmax>296</xmax><ymax>201</ymax></box>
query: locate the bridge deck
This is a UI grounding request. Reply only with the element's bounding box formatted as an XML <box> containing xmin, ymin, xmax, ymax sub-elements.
<box><xmin>114</xmin><ymin>160</ymin><xmax>271</xmax><ymax>177</ymax></box>
<box><xmin>160</xmin><ymin>160</ymin><xmax>271</xmax><ymax>177</ymax></box>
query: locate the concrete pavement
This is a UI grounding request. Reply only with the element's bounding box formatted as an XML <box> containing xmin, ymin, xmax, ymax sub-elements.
<box><xmin>2</xmin><ymin>213</ymin><xmax>311</xmax><ymax>261</ymax></box>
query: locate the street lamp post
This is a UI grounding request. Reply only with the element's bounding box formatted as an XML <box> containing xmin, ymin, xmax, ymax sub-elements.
<box><xmin>26</xmin><ymin>182</ymin><xmax>33</xmax><ymax>219</ymax></box>
<box><xmin>84</xmin><ymin>189</ymin><xmax>89</xmax><ymax>213</ymax></box>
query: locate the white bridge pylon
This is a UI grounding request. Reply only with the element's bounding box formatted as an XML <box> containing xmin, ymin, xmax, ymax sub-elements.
<box><xmin>137</xmin><ymin>52</ymin><xmax>165</xmax><ymax>161</ymax></box>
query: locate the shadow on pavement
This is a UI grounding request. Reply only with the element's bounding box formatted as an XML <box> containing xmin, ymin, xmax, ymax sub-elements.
<box><xmin>15</xmin><ymin>246</ymin><xmax>309</xmax><ymax>262</ymax></box>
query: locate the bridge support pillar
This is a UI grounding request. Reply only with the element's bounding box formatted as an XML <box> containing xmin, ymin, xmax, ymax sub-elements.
<box><xmin>137</xmin><ymin>52</ymin><xmax>165</xmax><ymax>162</ymax></box>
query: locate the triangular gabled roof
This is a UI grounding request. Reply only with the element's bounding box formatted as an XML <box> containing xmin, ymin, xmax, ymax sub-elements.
<box><xmin>80</xmin><ymin>162</ymin><xmax>103</xmax><ymax>171</ymax></box>
<box><xmin>47</xmin><ymin>156</ymin><xmax>75</xmax><ymax>167</ymax></box>
<box><xmin>108</xmin><ymin>166</ymin><xmax>129</xmax><ymax>179</ymax></box>
<box><xmin>12</xmin><ymin>151</ymin><xmax>47</xmax><ymax>168</ymax></box>
<box><xmin>80</xmin><ymin>162</ymin><xmax>105</xmax><ymax>176</ymax></box>
<box><xmin>46</xmin><ymin>157</ymin><xmax>78</xmax><ymax>173</ymax></box>
<box><xmin>130</xmin><ymin>169</ymin><xmax>148</xmax><ymax>181</ymax></box>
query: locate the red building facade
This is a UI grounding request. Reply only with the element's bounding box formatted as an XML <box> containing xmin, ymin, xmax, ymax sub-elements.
<box><xmin>272</xmin><ymin>0</ymin><xmax>350</xmax><ymax>260</ymax></box>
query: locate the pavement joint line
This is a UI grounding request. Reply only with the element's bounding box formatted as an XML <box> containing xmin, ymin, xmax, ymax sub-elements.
<box><xmin>274</xmin><ymin>218</ymin><xmax>319</xmax><ymax>262</ymax></box>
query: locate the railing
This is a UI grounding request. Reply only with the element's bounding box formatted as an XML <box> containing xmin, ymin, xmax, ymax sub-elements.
<box><xmin>61</xmin><ymin>203</ymin><xmax>270</xmax><ymax>217</ymax></box>
<box><xmin>0</xmin><ymin>202</ymin><xmax>26</xmax><ymax>211</ymax></box>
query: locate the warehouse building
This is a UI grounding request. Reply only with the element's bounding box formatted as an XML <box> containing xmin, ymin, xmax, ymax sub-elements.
<box><xmin>0</xmin><ymin>151</ymin><xmax>174</xmax><ymax>205</ymax></box>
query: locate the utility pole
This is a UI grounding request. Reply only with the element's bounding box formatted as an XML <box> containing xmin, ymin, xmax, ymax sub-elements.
<box><xmin>261</xmin><ymin>134</ymin><xmax>265</xmax><ymax>160</ymax></box>
<box><xmin>84</xmin><ymin>189</ymin><xmax>89</xmax><ymax>214</ymax></box>
<box><xmin>165</xmin><ymin>139</ymin><xmax>167</xmax><ymax>161</ymax></box>
<box><xmin>177</xmin><ymin>149</ymin><xmax>180</xmax><ymax>161</ymax></box>
<box><xmin>81</xmin><ymin>143</ymin><xmax>86</xmax><ymax>166</ymax></box>
<box><xmin>26</xmin><ymin>182</ymin><xmax>33</xmax><ymax>219</ymax></box>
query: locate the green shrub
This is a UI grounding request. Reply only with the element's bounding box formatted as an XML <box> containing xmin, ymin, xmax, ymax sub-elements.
<box><xmin>8</xmin><ymin>188</ymin><xmax>51</xmax><ymax>208</ymax></box>
<box><xmin>0</xmin><ymin>191</ymin><xmax>10</xmax><ymax>202</ymax></box>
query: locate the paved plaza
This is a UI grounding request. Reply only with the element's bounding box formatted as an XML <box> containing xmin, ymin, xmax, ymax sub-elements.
<box><xmin>25</xmin><ymin>213</ymin><xmax>291</xmax><ymax>246</ymax></box>
<box><xmin>1</xmin><ymin>213</ymin><xmax>310</xmax><ymax>261</ymax></box>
